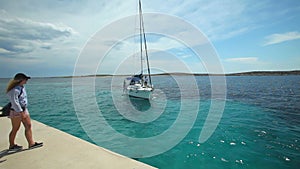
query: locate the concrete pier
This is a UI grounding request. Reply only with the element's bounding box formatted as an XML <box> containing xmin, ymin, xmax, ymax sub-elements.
<box><xmin>0</xmin><ymin>110</ymin><xmax>157</xmax><ymax>169</ymax></box>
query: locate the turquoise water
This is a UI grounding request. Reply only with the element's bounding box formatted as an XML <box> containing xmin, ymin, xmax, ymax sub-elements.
<box><xmin>0</xmin><ymin>75</ymin><xmax>299</xmax><ymax>169</ymax></box>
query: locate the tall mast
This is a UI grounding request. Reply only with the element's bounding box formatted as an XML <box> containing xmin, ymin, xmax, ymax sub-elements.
<box><xmin>138</xmin><ymin>0</ymin><xmax>152</xmax><ymax>85</ymax></box>
<box><xmin>138</xmin><ymin>0</ymin><xmax>143</xmax><ymax>75</ymax></box>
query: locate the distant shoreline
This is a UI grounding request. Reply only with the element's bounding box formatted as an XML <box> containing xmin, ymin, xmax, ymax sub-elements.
<box><xmin>222</xmin><ymin>70</ymin><xmax>300</xmax><ymax>76</ymax></box>
<box><xmin>1</xmin><ymin>70</ymin><xmax>299</xmax><ymax>79</ymax></box>
<box><xmin>150</xmin><ymin>70</ymin><xmax>300</xmax><ymax>76</ymax></box>
<box><xmin>62</xmin><ymin>70</ymin><xmax>300</xmax><ymax>78</ymax></box>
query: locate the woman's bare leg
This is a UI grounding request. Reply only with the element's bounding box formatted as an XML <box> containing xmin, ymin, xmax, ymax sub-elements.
<box><xmin>9</xmin><ymin>117</ymin><xmax>22</xmax><ymax>148</ymax></box>
<box><xmin>21</xmin><ymin>113</ymin><xmax>35</xmax><ymax>147</ymax></box>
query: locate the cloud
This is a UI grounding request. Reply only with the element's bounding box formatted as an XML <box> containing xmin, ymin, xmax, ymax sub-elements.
<box><xmin>157</xmin><ymin>0</ymin><xmax>260</xmax><ymax>41</ymax></box>
<box><xmin>225</xmin><ymin>57</ymin><xmax>258</xmax><ymax>64</ymax></box>
<box><xmin>263</xmin><ymin>31</ymin><xmax>300</xmax><ymax>46</ymax></box>
<box><xmin>0</xmin><ymin>10</ymin><xmax>76</xmax><ymax>55</ymax></box>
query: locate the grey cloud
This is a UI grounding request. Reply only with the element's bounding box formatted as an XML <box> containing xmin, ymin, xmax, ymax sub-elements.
<box><xmin>0</xmin><ymin>12</ymin><xmax>75</xmax><ymax>55</ymax></box>
<box><xmin>0</xmin><ymin>37</ymin><xmax>35</xmax><ymax>54</ymax></box>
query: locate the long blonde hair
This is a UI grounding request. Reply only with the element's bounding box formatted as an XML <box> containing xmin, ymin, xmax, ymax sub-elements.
<box><xmin>6</xmin><ymin>79</ymin><xmax>21</xmax><ymax>93</ymax></box>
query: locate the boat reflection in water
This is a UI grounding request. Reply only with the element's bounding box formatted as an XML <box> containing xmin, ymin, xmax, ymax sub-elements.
<box><xmin>129</xmin><ymin>96</ymin><xmax>151</xmax><ymax>112</ymax></box>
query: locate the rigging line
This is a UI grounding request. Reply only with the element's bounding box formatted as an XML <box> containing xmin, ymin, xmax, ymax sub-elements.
<box><xmin>133</xmin><ymin>1</ymin><xmax>139</xmax><ymax>75</ymax></box>
<box><xmin>139</xmin><ymin>0</ymin><xmax>152</xmax><ymax>86</ymax></box>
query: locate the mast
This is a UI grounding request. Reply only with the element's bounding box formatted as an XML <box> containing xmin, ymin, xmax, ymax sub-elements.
<box><xmin>138</xmin><ymin>0</ymin><xmax>143</xmax><ymax>75</ymax></box>
<box><xmin>138</xmin><ymin>0</ymin><xmax>152</xmax><ymax>86</ymax></box>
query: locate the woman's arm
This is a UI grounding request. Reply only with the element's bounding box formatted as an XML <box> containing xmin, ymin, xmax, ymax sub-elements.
<box><xmin>7</xmin><ymin>88</ymin><xmax>23</xmax><ymax>113</ymax></box>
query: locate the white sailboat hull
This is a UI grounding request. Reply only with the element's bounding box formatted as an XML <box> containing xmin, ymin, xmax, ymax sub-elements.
<box><xmin>126</xmin><ymin>84</ymin><xmax>153</xmax><ymax>99</ymax></box>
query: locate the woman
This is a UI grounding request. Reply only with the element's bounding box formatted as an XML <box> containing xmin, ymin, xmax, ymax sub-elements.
<box><xmin>6</xmin><ymin>73</ymin><xmax>43</xmax><ymax>150</ymax></box>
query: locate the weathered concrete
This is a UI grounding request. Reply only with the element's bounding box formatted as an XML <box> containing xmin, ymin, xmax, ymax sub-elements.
<box><xmin>0</xmin><ymin>111</ymin><xmax>157</xmax><ymax>169</ymax></box>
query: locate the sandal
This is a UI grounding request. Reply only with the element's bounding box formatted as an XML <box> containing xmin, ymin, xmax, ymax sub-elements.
<box><xmin>29</xmin><ymin>142</ymin><xmax>43</xmax><ymax>149</ymax></box>
<box><xmin>9</xmin><ymin>144</ymin><xmax>23</xmax><ymax>151</ymax></box>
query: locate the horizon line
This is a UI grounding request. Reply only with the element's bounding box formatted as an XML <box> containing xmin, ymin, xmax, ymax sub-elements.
<box><xmin>1</xmin><ymin>70</ymin><xmax>299</xmax><ymax>79</ymax></box>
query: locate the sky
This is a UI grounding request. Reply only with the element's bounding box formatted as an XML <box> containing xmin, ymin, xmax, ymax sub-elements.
<box><xmin>0</xmin><ymin>0</ymin><xmax>300</xmax><ymax>77</ymax></box>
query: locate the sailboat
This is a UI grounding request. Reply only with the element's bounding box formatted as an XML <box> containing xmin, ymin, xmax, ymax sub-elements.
<box><xmin>123</xmin><ymin>0</ymin><xmax>154</xmax><ymax>100</ymax></box>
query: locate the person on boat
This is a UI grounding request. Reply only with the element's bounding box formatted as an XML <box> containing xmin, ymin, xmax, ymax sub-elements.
<box><xmin>130</xmin><ymin>74</ymin><xmax>143</xmax><ymax>85</ymax></box>
<box><xmin>144</xmin><ymin>76</ymin><xmax>148</xmax><ymax>87</ymax></box>
<box><xmin>6</xmin><ymin>73</ymin><xmax>43</xmax><ymax>150</ymax></box>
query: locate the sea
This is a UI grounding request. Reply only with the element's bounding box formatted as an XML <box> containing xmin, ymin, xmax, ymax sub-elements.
<box><xmin>0</xmin><ymin>75</ymin><xmax>299</xmax><ymax>169</ymax></box>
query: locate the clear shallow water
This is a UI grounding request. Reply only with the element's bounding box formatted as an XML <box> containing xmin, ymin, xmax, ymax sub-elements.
<box><xmin>0</xmin><ymin>75</ymin><xmax>299</xmax><ymax>169</ymax></box>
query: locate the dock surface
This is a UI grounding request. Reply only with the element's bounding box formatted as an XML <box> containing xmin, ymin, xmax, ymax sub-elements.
<box><xmin>0</xmin><ymin>112</ymin><xmax>157</xmax><ymax>169</ymax></box>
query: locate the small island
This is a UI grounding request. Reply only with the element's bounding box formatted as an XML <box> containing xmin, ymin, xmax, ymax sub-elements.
<box><xmin>224</xmin><ymin>70</ymin><xmax>300</xmax><ymax>76</ymax></box>
<box><xmin>151</xmin><ymin>70</ymin><xmax>300</xmax><ymax>76</ymax></box>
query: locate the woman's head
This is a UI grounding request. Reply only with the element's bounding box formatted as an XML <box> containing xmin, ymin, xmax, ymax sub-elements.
<box><xmin>14</xmin><ymin>73</ymin><xmax>31</xmax><ymax>85</ymax></box>
<box><xmin>6</xmin><ymin>73</ymin><xmax>31</xmax><ymax>93</ymax></box>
